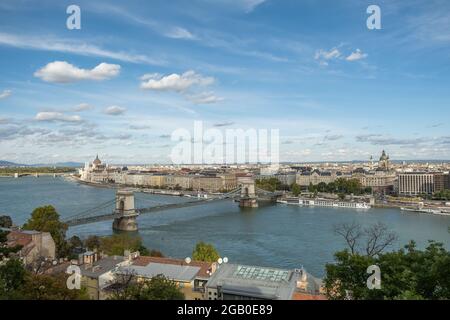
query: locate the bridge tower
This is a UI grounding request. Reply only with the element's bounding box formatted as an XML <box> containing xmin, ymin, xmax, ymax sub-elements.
<box><xmin>112</xmin><ymin>190</ymin><xmax>139</xmax><ymax>232</ymax></box>
<box><xmin>239</xmin><ymin>178</ymin><xmax>258</xmax><ymax>208</ymax></box>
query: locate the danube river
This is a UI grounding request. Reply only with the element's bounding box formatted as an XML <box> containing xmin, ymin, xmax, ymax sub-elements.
<box><xmin>1</xmin><ymin>176</ymin><xmax>450</xmax><ymax>277</ymax></box>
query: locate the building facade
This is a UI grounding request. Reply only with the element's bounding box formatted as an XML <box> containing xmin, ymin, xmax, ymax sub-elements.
<box><xmin>397</xmin><ymin>173</ymin><xmax>435</xmax><ymax>196</ymax></box>
<box><xmin>5</xmin><ymin>229</ymin><xmax>56</xmax><ymax>265</ymax></box>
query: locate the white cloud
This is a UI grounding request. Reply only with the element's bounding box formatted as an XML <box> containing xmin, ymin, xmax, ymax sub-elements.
<box><xmin>35</xmin><ymin>112</ymin><xmax>82</xmax><ymax>122</ymax></box>
<box><xmin>34</xmin><ymin>61</ymin><xmax>120</xmax><ymax>83</ymax></box>
<box><xmin>0</xmin><ymin>89</ymin><xmax>11</xmax><ymax>99</ymax></box>
<box><xmin>73</xmin><ymin>103</ymin><xmax>93</xmax><ymax>112</ymax></box>
<box><xmin>0</xmin><ymin>32</ymin><xmax>165</xmax><ymax>65</ymax></box>
<box><xmin>346</xmin><ymin>49</ymin><xmax>368</xmax><ymax>61</ymax></box>
<box><xmin>216</xmin><ymin>0</ymin><xmax>266</xmax><ymax>12</ymax></box>
<box><xmin>315</xmin><ymin>48</ymin><xmax>341</xmax><ymax>61</ymax></box>
<box><xmin>187</xmin><ymin>92</ymin><xmax>224</xmax><ymax>104</ymax></box>
<box><xmin>165</xmin><ymin>27</ymin><xmax>196</xmax><ymax>40</ymax></box>
<box><xmin>241</xmin><ymin>0</ymin><xmax>266</xmax><ymax>12</ymax></box>
<box><xmin>104</xmin><ymin>105</ymin><xmax>126</xmax><ymax>116</ymax></box>
<box><xmin>140</xmin><ymin>70</ymin><xmax>215</xmax><ymax>92</ymax></box>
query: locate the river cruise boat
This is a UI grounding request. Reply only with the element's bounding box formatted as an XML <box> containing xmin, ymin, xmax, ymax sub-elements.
<box><xmin>277</xmin><ymin>197</ymin><xmax>371</xmax><ymax>209</ymax></box>
<box><xmin>401</xmin><ymin>207</ymin><xmax>450</xmax><ymax>216</ymax></box>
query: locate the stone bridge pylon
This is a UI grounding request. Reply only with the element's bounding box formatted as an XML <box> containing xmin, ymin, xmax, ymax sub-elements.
<box><xmin>112</xmin><ymin>189</ymin><xmax>139</xmax><ymax>232</ymax></box>
<box><xmin>239</xmin><ymin>178</ymin><xmax>258</xmax><ymax>208</ymax></box>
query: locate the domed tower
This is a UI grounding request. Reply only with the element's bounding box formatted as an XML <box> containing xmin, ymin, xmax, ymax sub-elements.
<box><xmin>93</xmin><ymin>154</ymin><xmax>101</xmax><ymax>165</ymax></box>
<box><xmin>378</xmin><ymin>150</ymin><xmax>390</xmax><ymax>171</ymax></box>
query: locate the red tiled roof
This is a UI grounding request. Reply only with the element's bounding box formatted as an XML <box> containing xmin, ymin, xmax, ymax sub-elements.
<box><xmin>133</xmin><ymin>256</ymin><xmax>214</xmax><ymax>278</ymax></box>
<box><xmin>7</xmin><ymin>231</ymin><xmax>32</xmax><ymax>247</ymax></box>
<box><xmin>292</xmin><ymin>292</ymin><xmax>327</xmax><ymax>301</ymax></box>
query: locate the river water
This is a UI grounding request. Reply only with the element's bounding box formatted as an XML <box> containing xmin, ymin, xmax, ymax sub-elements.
<box><xmin>1</xmin><ymin>176</ymin><xmax>449</xmax><ymax>277</ymax></box>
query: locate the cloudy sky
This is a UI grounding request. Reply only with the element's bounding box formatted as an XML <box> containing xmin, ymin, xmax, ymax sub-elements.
<box><xmin>0</xmin><ymin>0</ymin><xmax>449</xmax><ymax>164</ymax></box>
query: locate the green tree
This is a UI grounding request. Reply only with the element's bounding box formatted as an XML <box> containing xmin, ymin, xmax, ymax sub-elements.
<box><xmin>68</xmin><ymin>235</ymin><xmax>83</xmax><ymax>249</ymax></box>
<box><xmin>149</xmin><ymin>249</ymin><xmax>164</xmax><ymax>257</ymax></box>
<box><xmin>192</xmin><ymin>241</ymin><xmax>220</xmax><ymax>263</ymax></box>
<box><xmin>22</xmin><ymin>206</ymin><xmax>68</xmax><ymax>258</ymax></box>
<box><xmin>255</xmin><ymin>178</ymin><xmax>282</xmax><ymax>192</ymax></box>
<box><xmin>0</xmin><ymin>230</ymin><xmax>22</xmax><ymax>258</ymax></box>
<box><xmin>109</xmin><ymin>274</ymin><xmax>184</xmax><ymax>300</ymax></box>
<box><xmin>0</xmin><ymin>259</ymin><xmax>26</xmax><ymax>298</ymax></box>
<box><xmin>317</xmin><ymin>182</ymin><xmax>327</xmax><ymax>193</ymax></box>
<box><xmin>99</xmin><ymin>233</ymin><xmax>147</xmax><ymax>256</ymax></box>
<box><xmin>291</xmin><ymin>183</ymin><xmax>301</xmax><ymax>196</ymax></box>
<box><xmin>84</xmin><ymin>235</ymin><xmax>101</xmax><ymax>250</ymax></box>
<box><xmin>20</xmin><ymin>273</ymin><xmax>89</xmax><ymax>300</ymax></box>
<box><xmin>325</xmin><ymin>242</ymin><xmax>450</xmax><ymax>300</ymax></box>
<box><xmin>0</xmin><ymin>215</ymin><xmax>13</xmax><ymax>228</ymax></box>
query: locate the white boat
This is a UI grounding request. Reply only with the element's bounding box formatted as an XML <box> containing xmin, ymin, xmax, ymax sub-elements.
<box><xmin>401</xmin><ymin>207</ymin><xmax>448</xmax><ymax>216</ymax></box>
<box><xmin>277</xmin><ymin>198</ymin><xmax>371</xmax><ymax>209</ymax></box>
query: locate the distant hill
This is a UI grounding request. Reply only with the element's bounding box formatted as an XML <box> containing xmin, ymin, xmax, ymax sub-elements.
<box><xmin>0</xmin><ymin>160</ymin><xmax>83</xmax><ymax>168</ymax></box>
<box><xmin>0</xmin><ymin>160</ymin><xmax>26</xmax><ymax>167</ymax></box>
<box><xmin>28</xmin><ymin>162</ymin><xmax>84</xmax><ymax>168</ymax></box>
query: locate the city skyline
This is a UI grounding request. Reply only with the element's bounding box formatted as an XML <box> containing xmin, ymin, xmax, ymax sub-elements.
<box><xmin>1</xmin><ymin>0</ymin><xmax>450</xmax><ymax>164</ymax></box>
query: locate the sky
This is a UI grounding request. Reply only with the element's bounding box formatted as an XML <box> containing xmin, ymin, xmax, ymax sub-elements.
<box><xmin>0</xmin><ymin>0</ymin><xmax>450</xmax><ymax>164</ymax></box>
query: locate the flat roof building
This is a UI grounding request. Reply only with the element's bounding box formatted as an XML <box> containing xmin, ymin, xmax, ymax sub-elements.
<box><xmin>205</xmin><ymin>263</ymin><xmax>321</xmax><ymax>300</ymax></box>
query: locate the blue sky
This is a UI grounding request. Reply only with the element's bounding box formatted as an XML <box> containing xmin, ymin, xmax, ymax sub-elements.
<box><xmin>0</xmin><ymin>0</ymin><xmax>449</xmax><ymax>164</ymax></box>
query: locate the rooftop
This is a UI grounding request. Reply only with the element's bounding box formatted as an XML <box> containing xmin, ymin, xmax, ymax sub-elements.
<box><xmin>132</xmin><ymin>256</ymin><xmax>215</xmax><ymax>279</ymax></box>
<box><xmin>80</xmin><ymin>256</ymin><xmax>125</xmax><ymax>278</ymax></box>
<box><xmin>206</xmin><ymin>263</ymin><xmax>300</xmax><ymax>300</ymax></box>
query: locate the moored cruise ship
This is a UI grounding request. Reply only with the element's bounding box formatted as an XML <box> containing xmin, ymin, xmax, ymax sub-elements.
<box><xmin>278</xmin><ymin>197</ymin><xmax>371</xmax><ymax>209</ymax></box>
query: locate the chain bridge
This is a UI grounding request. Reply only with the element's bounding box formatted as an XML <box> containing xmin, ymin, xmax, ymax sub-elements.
<box><xmin>63</xmin><ymin>179</ymin><xmax>282</xmax><ymax>231</ymax></box>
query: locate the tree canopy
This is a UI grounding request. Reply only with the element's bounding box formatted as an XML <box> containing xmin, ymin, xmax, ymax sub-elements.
<box><xmin>0</xmin><ymin>258</ymin><xmax>88</xmax><ymax>300</ymax></box>
<box><xmin>308</xmin><ymin>178</ymin><xmax>372</xmax><ymax>195</ymax></box>
<box><xmin>192</xmin><ymin>241</ymin><xmax>220</xmax><ymax>263</ymax></box>
<box><xmin>0</xmin><ymin>215</ymin><xmax>13</xmax><ymax>228</ymax></box>
<box><xmin>109</xmin><ymin>274</ymin><xmax>184</xmax><ymax>300</ymax></box>
<box><xmin>325</xmin><ymin>241</ymin><xmax>450</xmax><ymax>300</ymax></box>
<box><xmin>22</xmin><ymin>205</ymin><xmax>68</xmax><ymax>257</ymax></box>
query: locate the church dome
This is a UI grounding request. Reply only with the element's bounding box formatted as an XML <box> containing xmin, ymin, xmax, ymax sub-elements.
<box><xmin>379</xmin><ymin>150</ymin><xmax>388</xmax><ymax>161</ymax></box>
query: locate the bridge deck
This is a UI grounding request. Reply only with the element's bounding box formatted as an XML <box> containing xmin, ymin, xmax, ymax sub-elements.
<box><xmin>65</xmin><ymin>197</ymin><xmax>232</xmax><ymax>227</ymax></box>
<box><xmin>64</xmin><ymin>187</ymin><xmax>280</xmax><ymax>227</ymax></box>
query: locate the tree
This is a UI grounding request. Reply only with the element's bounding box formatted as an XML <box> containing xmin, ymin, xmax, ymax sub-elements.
<box><xmin>255</xmin><ymin>178</ymin><xmax>281</xmax><ymax>192</ymax></box>
<box><xmin>99</xmin><ymin>233</ymin><xmax>147</xmax><ymax>256</ymax></box>
<box><xmin>66</xmin><ymin>235</ymin><xmax>84</xmax><ymax>259</ymax></box>
<box><xmin>291</xmin><ymin>183</ymin><xmax>301</xmax><ymax>196</ymax></box>
<box><xmin>0</xmin><ymin>215</ymin><xmax>13</xmax><ymax>228</ymax></box>
<box><xmin>109</xmin><ymin>274</ymin><xmax>184</xmax><ymax>300</ymax></box>
<box><xmin>0</xmin><ymin>230</ymin><xmax>22</xmax><ymax>259</ymax></box>
<box><xmin>20</xmin><ymin>273</ymin><xmax>89</xmax><ymax>300</ymax></box>
<box><xmin>317</xmin><ymin>182</ymin><xmax>327</xmax><ymax>193</ymax></box>
<box><xmin>324</xmin><ymin>241</ymin><xmax>450</xmax><ymax>300</ymax></box>
<box><xmin>149</xmin><ymin>249</ymin><xmax>164</xmax><ymax>258</ymax></box>
<box><xmin>68</xmin><ymin>235</ymin><xmax>83</xmax><ymax>249</ymax></box>
<box><xmin>22</xmin><ymin>206</ymin><xmax>68</xmax><ymax>257</ymax></box>
<box><xmin>0</xmin><ymin>259</ymin><xmax>26</xmax><ymax>297</ymax></box>
<box><xmin>84</xmin><ymin>235</ymin><xmax>101</xmax><ymax>250</ymax></box>
<box><xmin>333</xmin><ymin>222</ymin><xmax>398</xmax><ymax>257</ymax></box>
<box><xmin>192</xmin><ymin>241</ymin><xmax>220</xmax><ymax>263</ymax></box>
